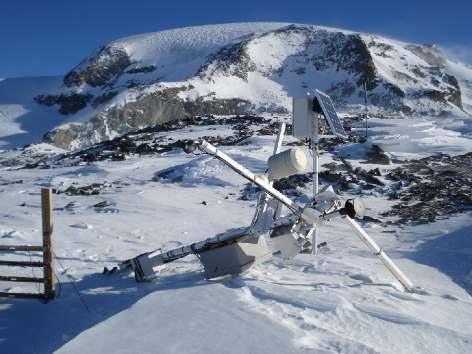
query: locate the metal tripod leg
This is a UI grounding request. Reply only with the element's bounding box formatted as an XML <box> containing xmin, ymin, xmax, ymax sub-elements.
<box><xmin>345</xmin><ymin>216</ymin><xmax>414</xmax><ymax>292</ymax></box>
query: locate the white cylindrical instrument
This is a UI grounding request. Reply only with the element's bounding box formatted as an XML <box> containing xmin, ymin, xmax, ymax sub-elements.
<box><xmin>267</xmin><ymin>148</ymin><xmax>308</xmax><ymax>180</ymax></box>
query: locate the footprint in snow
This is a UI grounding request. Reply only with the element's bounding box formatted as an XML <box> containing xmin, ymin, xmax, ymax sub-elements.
<box><xmin>0</xmin><ymin>230</ymin><xmax>25</xmax><ymax>240</ymax></box>
<box><xmin>70</xmin><ymin>222</ymin><xmax>93</xmax><ymax>230</ymax></box>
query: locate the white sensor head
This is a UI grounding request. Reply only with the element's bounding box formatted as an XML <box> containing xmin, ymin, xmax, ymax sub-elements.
<box><xmin>267</xmin><ymin>148</ymin><xmax>308</xmax><ymax>180</ymax></box>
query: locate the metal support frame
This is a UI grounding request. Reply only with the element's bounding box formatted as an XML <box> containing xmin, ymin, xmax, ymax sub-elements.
<box><xmin>345</xmin><ymin>216</ymin><xmax>414</xmax><ymax>292</ymax></box>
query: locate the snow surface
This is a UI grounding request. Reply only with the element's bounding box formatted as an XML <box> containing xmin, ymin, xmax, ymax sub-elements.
<box><xmin>339</xmin><ymin>116</ymin><xmax>472</xmax><ymax>159</ymax></box>
<box><xmin>0</xmin><ymin>76</ymin><xmax>64</xmax><ymax>148</ymax></box>
<box><xmin>1</xmin><ymin>115</ymin><xmax>471</xmax><ymax>353</ymax></box>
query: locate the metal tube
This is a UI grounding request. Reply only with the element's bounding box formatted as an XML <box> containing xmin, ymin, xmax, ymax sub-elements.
<box><xmin>199</xmin><ymin>140</ymin><xmax>301</xmax><ymax>214</ymax></box>
<box><xmin>345</xmin><ymin>216</ymin><xmax>414</xmax><ymax>292</ymax></box>
<box><xmin>273</xmin><ymin>122</ymin><xmax>286</xmax><ymax>156</ymax></box>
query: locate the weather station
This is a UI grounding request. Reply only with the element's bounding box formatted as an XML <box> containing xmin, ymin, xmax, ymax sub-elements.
<box><xmin>105</xmin><ymin>90</ymin><xmax>415</xmax><ymax>293</ymax></box>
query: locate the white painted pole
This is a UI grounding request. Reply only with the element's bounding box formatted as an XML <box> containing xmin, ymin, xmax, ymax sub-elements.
<box><xmin>199</xmin><ymin>140</ymin><xmax>300</xmax><ymax>214</ymax></box>
<box><xmin>273</xmin><ymin>122</ymin><xmax>286</xmax><ymax>155</ymax></box>
<box><xmin>345</xmin><ymin>216</ymin><xmax>414</xmax><ymax>292</ymax></box>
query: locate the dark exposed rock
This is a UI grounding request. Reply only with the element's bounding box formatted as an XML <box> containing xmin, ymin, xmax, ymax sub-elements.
<box><xmin>42</xmin><ymin>115</ymin><xmax>270</xmax><ymax>165</ymax></box>
<box><xmin>44</xmin><ymin>83</ymin><xmax>262</xmax><ymax>149</ymax></box>
<box><xmin>412</xmin><ymin>67</ymin><xmax>426</xmax><ymax>78</ymax></box>
<box><xmin>340</xmin><ymin>34</ymin><xmax>378</xmax><ymax>89</ymax></box>
<box><xmin>184</xmin><ymin>97</ymin><xmax>253</xmax><ymax>116</ymax></box>
<box><xmin>368</xmin><ymin>168</ymin><xmax>381</xmax><ymax>176</ymax></box>
<box><xmin>382</xmin><ymin>153</ymin><xmax>472</xmax><ymax>224</ymax></box>
<box><xmin>319</xmin><ymin>170</ymin><xmax>342</xmax><ymax>183</ymax></box>
<box><xmin>125</xmin><ymin>65</ymin><xmax>157</xmax><ymax>74</ymax></box>
<box><xmin>273</xmin><ymin>173</ymin><xmax>312</xmax><ymax>192</ymax></box>
<box><xmin>54</xmin><ymin>182</ymin><xmax>111</xmax><ymax>196</ymax></box>
<box><xmin>341</xmin><ymin>157</ymin><xmax>385</xmax><ymax>186</ymax></box>
<box><xmin>366</xmin><ymin>145</ymin><xmax>391</xmax><ymax>165</ymax></box>
<box><xmin>91</xmin><ymin>91</ymin><xmax>118</xmax><ymax>107</ymax></box>
<box><xmin>35</xmin><ymin>93</ymin><xmax>93</xmax><ymax>115</ymax></box>
<box><xmin>45</xmin><ymin>88</ymin><xmax>187</xmax><ymax>149</ymax></box>
<box><xmin>198</xmin><ymin>39</ymin><xmax>256</xmax><ymax>81</ymax></box>
<box><xmin>64</xmin><ymin>45</ymin><xmax>132</xmax><ymax>87</ymax></box>
<box><xmin>405</xmin><ymin>44</ymin><xmax>446</xmax><ymax>67</ymax></box>
<box><xmin>416</xmin><ymin>89</ymin><xmax>447</xmax><ymax>102</ymax></box>
<box><xmin>93</xmin><ymin>200</ymin><xmax>114</xmax><ymax>208</ymax></box>
<box><xmin>0</xmin><ymin>179</ymin><xmax>23</xmax><ymax>186</ymax></box>
<box><xmin>384</xmin><ymin>83</ymin><xmax>405</xmax><ymax>98</ymax></box>
<box><xmin>414</xmin><ymin>86</ymin><xmax>463</xmax><ymax>109</ymax></box>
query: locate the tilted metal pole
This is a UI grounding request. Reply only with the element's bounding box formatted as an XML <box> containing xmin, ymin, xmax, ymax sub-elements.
<box><xmin>312</xmin><ymin>113</ymin><xmax>320</xmax><ymax>255</ymax></box>
<box><xmin>345</xmin><ymin>216</ymin><xmax>414</xmax><ymax>292</ymax></box>
<box><xmin>198</xmin><ymin>140</ymin><xmax>302</xmax><ymax>215</ymax></box>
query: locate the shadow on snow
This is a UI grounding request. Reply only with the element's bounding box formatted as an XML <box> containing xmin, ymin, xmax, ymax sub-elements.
<box><xmin>410</xmin><ymin>223</ymin><xmax>472</xmax><ymax>294</ymax></box>
<box><xmin>0</xmin><ymin>268</ymin><xmax>209</xmax><ymax>354</ymax></box>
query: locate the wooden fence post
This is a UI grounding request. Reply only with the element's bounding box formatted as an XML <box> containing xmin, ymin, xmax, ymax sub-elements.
<box><xmin>41</xmin><ymin>188</ymin><xmax>55</xmax><ymax>300</ymax></box>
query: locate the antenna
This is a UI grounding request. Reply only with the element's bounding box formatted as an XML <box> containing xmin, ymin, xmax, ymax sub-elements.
<box><xmin>364</xmin><ymin>81</ymin><xmax>368</xmax><ymax>138</ymax></box>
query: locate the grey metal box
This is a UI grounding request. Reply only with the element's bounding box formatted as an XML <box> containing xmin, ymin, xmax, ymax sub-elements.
<box><xmin>292</xmin><ymin>97</ymin><xmax>313</xmax><ymax>138</ymax></box>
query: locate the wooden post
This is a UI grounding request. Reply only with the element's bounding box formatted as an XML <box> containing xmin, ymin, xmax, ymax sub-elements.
<box><xmin>41</xmin><ymin>188</ymin><xmax>55</xmax><ymax>300</ymax></box>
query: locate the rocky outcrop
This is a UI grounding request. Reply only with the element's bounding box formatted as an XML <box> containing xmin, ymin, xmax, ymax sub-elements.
<box><xmin>405</xmin><ymin>44</ymin><xmax>446</xmax><ymax>67</ymax></box>
<box><xmin>198</xmin><ymin>39</ymin><xmax>256</xmax><ymax>81</ymax></box>
<box><xmin>184</xmin><ymin>97</ymin><xmax>254</xmax><ymax>116</ymax></box>
<box><xmin>64</xmin><ymin>45</ymin><xmax>132</xmax><ymax>87</ymax></box>
<box><xmin>383</xmin><ymin>152</ymin><xmax>472</xmax><ymax>224</ymax></box>
<box><xmin>125</xmin><ymin>65</ymin><xmax>156</xmax><ymax>74</ymax></box>
<box><xmin>43</xmin><ymin>89</ymin><xmax>255</xmax><ymax>149</ymax></box>
<box><xmin>44</xmin><ymin>89</ymin><xmax>186</xmax><ymax>149</ymax></box>
<box><xmin>35</xmin><ymin>93</ymin><xmax>93</xmax><ymax>114</ymax></box>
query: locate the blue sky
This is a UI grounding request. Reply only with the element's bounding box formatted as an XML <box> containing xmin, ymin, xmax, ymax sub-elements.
<box><xmin>1</xmin><ymin>0</ymin><xmax>470</xmax><ymax>78</ymax></box>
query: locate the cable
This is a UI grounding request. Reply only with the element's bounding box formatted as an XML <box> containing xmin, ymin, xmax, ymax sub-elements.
<box><xmin>53</xmin><ymin>251</ymin><xmax>91</xmax><ymax>313</ymax></box>
<box><xmin>54</xmin><ymin>270</ymin><xmax>63</xmax><ymax>298</ymax></box>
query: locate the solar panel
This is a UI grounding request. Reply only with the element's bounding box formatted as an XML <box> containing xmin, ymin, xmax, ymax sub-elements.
<box><xmin>314</xmin><ymin>89</ymin><xmax>348</xmax><ymax>139</ymax></box>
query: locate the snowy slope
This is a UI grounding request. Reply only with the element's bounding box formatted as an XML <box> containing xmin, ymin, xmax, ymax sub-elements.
<box><xmin>1</xmin><ymin>23</ymin><xmax>472</xmax><ymax>150</ymax></box>
<box><xmin>0</xmin><ymin>76</ymin><xmax>63</xmax><ymax>148</ymax></box>
<box><xmin>0</xmin><ymin>113</ymin><xmax>471</xmax><ymax>353</ymax></box>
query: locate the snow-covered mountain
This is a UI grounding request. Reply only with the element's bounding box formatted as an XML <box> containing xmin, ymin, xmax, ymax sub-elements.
<box><xmin>1</xmin><ymin>22</ymin><xmax>472</xmax><ymax>150</ymax></box>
